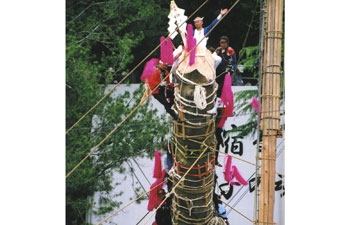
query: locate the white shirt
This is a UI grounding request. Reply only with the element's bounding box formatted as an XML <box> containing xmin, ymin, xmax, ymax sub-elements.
<box><xmin>193</xmin><ymin>14</ymin><xmax>222</xmax><ymax>48</ymax></box>
<box><xmin>193</xmin><ymin>29</ymin><xmax>208</xmax><ymax>48</ymax></box>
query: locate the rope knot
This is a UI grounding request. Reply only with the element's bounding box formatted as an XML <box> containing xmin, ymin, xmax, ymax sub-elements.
<box><xmin>194</xmin><ymin>85</ymin><xmax>207</xmax><ymax>110</ymax></box>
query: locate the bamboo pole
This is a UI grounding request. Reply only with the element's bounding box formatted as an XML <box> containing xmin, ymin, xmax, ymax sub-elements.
<box><xmin>258</xmin><ymin>0</ymin><xmax>283</xmax><ymax>224</ymax></box>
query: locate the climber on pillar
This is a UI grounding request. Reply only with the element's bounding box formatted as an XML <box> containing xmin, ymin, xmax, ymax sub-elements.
<box><xmin>141</xmin><ymin>59</ymin><xmax>178</xmax><ymax>120</ymax></box>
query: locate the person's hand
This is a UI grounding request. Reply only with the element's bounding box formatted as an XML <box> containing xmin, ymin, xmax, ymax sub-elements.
<box><xmin>220</xmin><ymin>8</ymin><xmax>228</xmax><ymax>15</ymax></box>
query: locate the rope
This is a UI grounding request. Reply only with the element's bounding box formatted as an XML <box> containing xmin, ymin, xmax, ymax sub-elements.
<box><xmin>135</xmin><ymin>211</ymin><xmax>151</xmax><ymax>225</ymax></box>
<box><xmin>221</xmin><ymin>200</ymin><xmax>255</xmax><ymax>223</ymax></box>
<box><xmin>216</xmin><ymin>150</ymin><xmax>284</xmax><ymax>177</ymax></box>
<box><xmin>175</xmin><ymin>157</ymin><xmax>215</xmax><ymax>170</ymax></box>
<box><xmin>131</xmin><ymin>158</ymin><xmax>152</xmax><ymax>185</ymax></box>
<box><xmin>95</xmin><ymin>180</ymin><xmax>165</xmax><ymax>225</ymax></box>
<box><xmin>65</xmin><ymin>0</ymin><xmax>210</xmax><ymax>134</ymax></box>
<box><xmin>194</xmin><ymin>85</ymin><xmax>207</xmax><ymax>110</ymax></box>
<box><xmin>173</xmin><ymin>188</ymin><xmax>214</xmax><ymax>202</ymax></box>
<box><xmin>126</xmin><ymin>160</ymin><xmax>149</xmax><ymax>197</ymax></box>
<box><xmin>174</xmin><ymin>82</ymin><xmax>217</xmax><ymax>107</ymax></box>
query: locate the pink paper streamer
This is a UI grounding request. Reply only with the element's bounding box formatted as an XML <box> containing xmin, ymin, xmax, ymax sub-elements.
<box><xmin>186</xmin><ymin>24</ymin><xmax>193</xmax><ymax>52</ymax></box>
<box><xmin>160</xmin><ymin>36</ymin><xmax>167</xmax><ymax>64</ymax></box>
<box><xmin>217</xmin><ymin>74</ymin><xmax>234</xmax><ymax>128</ymax></box>
<box><xmin>141</xmin><ymin>58</ymin><xmax>159</xmax><ymax>83</ymax></box>
<box><xmin>147</xmin><ymin>169</ymin><xmax>166</xmax><ymax>211</ymax></box>
<box><xmin>166</xmin><ymin>38</ymin><xmax>174</xmax><ymax>65</ymax></box>
<box><xmin>153</xmin><ymin>151</ymin><xmax>162</xmax><ymax>179</ymax></box>
<box><xmin>250</xmin><ymin>97</ymin><xmax>260</xmax><ymax>113</ymax></box>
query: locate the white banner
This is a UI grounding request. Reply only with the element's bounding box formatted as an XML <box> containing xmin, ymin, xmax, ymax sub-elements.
<box><xmin>88</xmin><ymin>84</ymin><xmax>285</xmax><ymax>225</ymax></box>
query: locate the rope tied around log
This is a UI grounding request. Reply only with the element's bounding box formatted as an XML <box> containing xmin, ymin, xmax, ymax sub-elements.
<box><xmin>194</xmin><ymin>85</ymin><xmax>207</xmax><ymax>110</ymax></box>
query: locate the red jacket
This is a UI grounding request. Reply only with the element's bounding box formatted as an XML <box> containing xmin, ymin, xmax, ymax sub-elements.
<box><xmin>147</xmin><ymin>67</ymin><xmax>171</xmax><ymax>94</ymax></box>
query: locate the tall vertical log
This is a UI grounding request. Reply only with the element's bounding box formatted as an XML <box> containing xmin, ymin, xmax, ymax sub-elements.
<box><xmin>258</xmin><ymin>0</ymin><xmax>283</xmax><ymax>224</ymax></box>
<box><xmin>171</xmin><ymin>46</ymin><xmax>217</xmax><ymax>225</ymax></box>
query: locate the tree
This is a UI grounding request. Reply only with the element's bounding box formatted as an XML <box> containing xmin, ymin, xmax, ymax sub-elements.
<box><xmin>66</xmin><ymin>0</ymin><xmax>170</xmax><ymax>83</ymax></box>
<box><xmin>66</xmin><ymin>39</ymin><xmax>169</xmax><ymax>224</ymax></box>
<box><xmin>66</xmin><ymin>1</ymin><xmax>171</xmax><ymax>224</ymax></box>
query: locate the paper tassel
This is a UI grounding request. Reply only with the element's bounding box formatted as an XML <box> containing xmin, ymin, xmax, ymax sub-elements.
<box><xmin>141</xmin><ymin>58</ymin><xmax>159</xmax><ymax>83</ymax></box>
<box><xmin>147</xmin><ymin>169</ymin><xmax>166</xmax><ymax>211</ymax></box>
<box><xmin>186</xmin><ymin>24</ymin><xmax>193</xmax><ymax>52</ymax></box>
<box><xmin>189</xmin><ymin>38</ymin><xmax>196</xmax><ymax>66</ymax></box>
<box><xmin>153</xmin><ymin>151</ymin><xmax>162</xmax><ymax>179</ymax></box>
<box><xmin>160</xmin><ymin>36</ymin><xmax>167</xmax><ymax>64</ymax></box>
<box><xmin>250</xmin><ymin>97</ymin><xmax>260</xmax><ymax>113</ymax></box>
<box><xmin>231</xmin><ymin>165</ymin><xmax>248</xmax><ymax>186</ymax></box>
<box><xmin>166</xmin><ymin>38</ymin><xmax>174</xmax><ymax>65</ymax></box>
<box><xmin>217</xmin><ymin>74</ymin><xmax>234</xmax><ymax>128</ymax></box>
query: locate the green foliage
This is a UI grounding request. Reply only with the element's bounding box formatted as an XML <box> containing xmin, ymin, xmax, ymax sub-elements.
<box><xmin>239</xmin><ymin>45</ymin><xmax>259</xmax><ymax>77</ymax></box>
<box><xmin>66</xmin><ymin>0</ymin><xmax>169</xmax><ymax>83</ymax></box>
<box><xmin>225</xmin><ymin>89</ymin><xmax>259</xmax><ymax>138</ymax></box>
<box><xmin>66</xmin><ymin>1</ymin><xmax>171</xmax><ymax>224</ymax></box>
<box><xmin>66</xmin><ymin>81</ymin><xmax>168</xmax><ymax>224</ymax></box>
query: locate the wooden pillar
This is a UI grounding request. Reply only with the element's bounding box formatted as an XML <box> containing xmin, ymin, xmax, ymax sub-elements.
<box><xmin>258</xmin><ymin>0</ymin><xmax>283</xmax><ymax>224</ymax></box>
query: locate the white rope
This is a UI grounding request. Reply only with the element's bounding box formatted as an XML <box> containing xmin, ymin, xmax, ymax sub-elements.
<box><xmin>176</xmin><ymin>70</ymin><xmax>216</xmax><ymax>86</ymax></box>
<box><xmin>173</xmin><ymin>188</ymin><xmax>214</xmax><ymax>202</ymax></box>
<box><xmin>174</xmin><ymin>99</ymin><xmax>212</xmax><ymax>117</ymax></box>
<box><xmin>173</xmin><ymin>197</ymin><xmax>213</xmax><ymax>211</ymax></box>
<box><xmin>194</xmin><ymin>85</ymin><xmax>207</xmax><ymax>110</ymax></box>
<box><xmin>174</xmin><ymin>83</ymin><xmax>217</xmax><ymax>107</ymax></box>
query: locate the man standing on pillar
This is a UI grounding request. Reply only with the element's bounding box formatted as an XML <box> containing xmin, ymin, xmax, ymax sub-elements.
<box><xmin>193</xmin><ymin>8</ymin><xmax>228</xmax><ymax>47</ymax></box>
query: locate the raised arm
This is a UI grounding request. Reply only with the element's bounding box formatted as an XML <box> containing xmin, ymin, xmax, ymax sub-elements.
<box><xmin>204</xmin><ymin>8</ymin><xmax>228</xmax><ymax>34</ymax></box>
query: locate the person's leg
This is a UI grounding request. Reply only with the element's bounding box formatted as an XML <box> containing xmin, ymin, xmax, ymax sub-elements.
<box><xmin>216</xmin><ymin>72</ymin><xmax>226</xmax><ymax>97</ymax></box>
<box><xmin>166</xmin><ymin>86</ymin><xmax>175</xmax><ymax>106</ymax></box>
<box><xmin>153</xmin><ymin>88</ymin><xmax>178</xmax><ymax>120</ymax></box>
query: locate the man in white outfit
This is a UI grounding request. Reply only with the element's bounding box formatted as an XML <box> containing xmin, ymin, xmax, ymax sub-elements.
<box><xmin>193</xmin><ymin>8</ymin><xmax>228</xmax><ymax>47</ymax></box>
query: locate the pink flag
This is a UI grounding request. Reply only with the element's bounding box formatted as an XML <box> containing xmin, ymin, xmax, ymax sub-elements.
<box><xmin>217</xmin><ymin>74</ymin><xmax>234</xmax><ymax>128</ymax></box>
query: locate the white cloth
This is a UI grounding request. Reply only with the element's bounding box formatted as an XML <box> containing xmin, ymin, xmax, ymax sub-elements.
<box><xmin>193</xmin><ymin>29</ymin><xmax>207</xmax><ymax>48</ymax></box>
<box><xmin>212</xmin><ymin>52</ymin><xmax>222</xmax><ymax>69</ymax></box>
